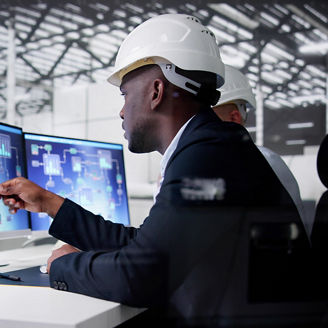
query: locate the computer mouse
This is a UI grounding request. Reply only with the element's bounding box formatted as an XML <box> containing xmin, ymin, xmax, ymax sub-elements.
<box><xmin>39</xmin><ymin>265</ymin><xmax>48</xmax><ymax>274</ymax></box>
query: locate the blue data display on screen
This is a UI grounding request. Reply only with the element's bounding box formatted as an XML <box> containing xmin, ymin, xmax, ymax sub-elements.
<box><xmin>0</xmin><ymin>123</ymin><xmax>29</xmax><ymax>232</ymax></box>
<box><xmin>24</xmin><ymin>134</ymin><xmax>130</xmax><ymax>231</ymax></box>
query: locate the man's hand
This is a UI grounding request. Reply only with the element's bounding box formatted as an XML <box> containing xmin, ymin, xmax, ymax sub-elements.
<box><xmin>0</xmin><ymin>177</ymin><xmax>64</xmax><ymax>217</ymax></box>
<box><xmin>47</xmin><ymin>244</ymin><xmax>80</xmax><ymax>273</ymax></box>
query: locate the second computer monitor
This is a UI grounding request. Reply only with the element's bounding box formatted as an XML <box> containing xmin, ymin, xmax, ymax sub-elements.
<box><xmin>24</xmin><ymin>133</ymin><xmax>130</xmax><ymax>231</ymax></box>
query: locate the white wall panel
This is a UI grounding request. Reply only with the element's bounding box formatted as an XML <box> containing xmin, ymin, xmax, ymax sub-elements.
<box><xmin>53</xmin><ymin>122</ymin><xmax>87</xmax><ymax>139</ymax></box>
<box><xmin>87</xmin><ymin>117</ymin><xmax>123</xmax><ymax>144</ymax></box>
<box><xmin>87</xmin><ymin>82</ymin><xmax>123</xmax><ymax>120</ymax></box>
<box><xmin>21</xmin><ymin>111</ymin><xmax>53</xmax><ymax>135</ymax></box>
<box><xmin>53</xmin><ymin>85</ymin><xmax>87</xmax><ymax>125</ymax></box>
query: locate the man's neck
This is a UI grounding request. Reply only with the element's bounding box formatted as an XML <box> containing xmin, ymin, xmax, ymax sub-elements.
<box><xmin>157</xmin><ymin>95</ymin><xmax>203</xmax><ymax>154</ymax></box>
<box><xmin>159</xmin><ymin>112</ymin><xmax>197</xmax><ymax>154</ymax></box>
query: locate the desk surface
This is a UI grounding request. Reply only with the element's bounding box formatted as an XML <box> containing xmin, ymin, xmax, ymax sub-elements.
<box><xmin>0</xmin><ymin>284</ymin><xmax>144</xmax><ymax>328</ymax></box>
<box><xmin>0</xmin><ymin>243</ymin><xmax>54</xmax><ymax>272</ymax></box>
<box><xmin>0</xmin><ymin>244</ymin><xmax>145</xmax><ymax>328</ymax></box>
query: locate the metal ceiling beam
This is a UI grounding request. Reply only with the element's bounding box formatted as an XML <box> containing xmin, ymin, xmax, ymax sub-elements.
<box><xmin>205</xmin><ymin>5</ymin><xmax>255</xmax><ymax>40</ymax></box>
<box><xmin>240</xmin><ymin>12</ymin><xmax>292</xmax><ymax>74</ymax></box>
<box><xmin>287</xmin><ymin>4</ymin><xmax>328</xmax><ymax>38</ymax></box>
<box><xmin>22</xmin><ymin>5</ymin><xmax>52</xmax><ymax>45</ymax></box>
<box><xmin>0</xmin><ymin>76</ymin><xmax>52</xmax><ymax>91</ymax></box>
<box><xmin>45</xmin><ymin>62</ymin><xmax>112</xmax><ymax>80</ymax></box>
<box><xmin>20</xmin><ymin>55</ymin><xmax>43</xmax><ymax>77</ymax></box>
<box><xmin>37</xmin><ymin>40</ymin><xmax>73</xmax><ymax>82</ymax></box>
<box><xmin>219</xmin><ymin>26</ymin><xmax>313</xmax><ymax>47</ymax></box>
<box><xmin>303</xmin><ymin>3</ymin><xmax>328</xmax><ymax>27</ymax></box>
<box><xmin>0</xmin><ymin>4</ymin><xmax>137</xmax><ymax>68</ymax></box>
<box><xmin>205</xmin><ymin>0</ymin><xmax>326</xmax><ymax>7</ymax></box>
<box><xmin>266</xmin><ymin>63</ymin><xmax>307</xmax><ymax>100</ymax></box>
<box><xmin>298</xmin><ymin>54</ymin><xmax>327</xmax><ymax>67</ymax></box>
<box><xmin>75</xmin><ymin>40</ymin><xmax>105</xmax><ymax>66</ymax></box>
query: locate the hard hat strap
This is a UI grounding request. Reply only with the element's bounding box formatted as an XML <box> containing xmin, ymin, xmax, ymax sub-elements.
<box><xmin>159</xmin><ymin>63</ymin><xmax>220</xmax><ymax>106</ymax></box>
<box><xmin>159</xmin><ymin>63</ymin><xmax>201</xmax><ymax>95</ymax></box>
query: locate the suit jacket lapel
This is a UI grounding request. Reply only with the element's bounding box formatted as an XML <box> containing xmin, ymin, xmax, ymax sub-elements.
<box><xmin>165</xmin><ymin>107</ymin><xmax>222</xmax><ymax>174</ymax></box>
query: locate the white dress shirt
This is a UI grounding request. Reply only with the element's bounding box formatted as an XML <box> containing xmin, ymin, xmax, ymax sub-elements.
<box><xmin>153</xmin><ymin>116</ymin><xmax>194</xmax><ymax>202</ymax></box>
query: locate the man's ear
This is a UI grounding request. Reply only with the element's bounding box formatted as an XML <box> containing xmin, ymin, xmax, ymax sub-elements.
<box><xmin>150</xmin><ymin>79</ymin><xmax>165</xmax><ymax>110</ymax></box>
<box><xmin>230</xmin><ymin>109</ymin><xmax>243</xmax><ymax>124</ymax></box>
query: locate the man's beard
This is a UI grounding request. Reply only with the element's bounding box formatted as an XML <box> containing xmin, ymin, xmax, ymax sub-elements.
<box><xmin>128</xmin><ymin>128</ymin><xmax>157</xmax><ymax>154</ymax></box>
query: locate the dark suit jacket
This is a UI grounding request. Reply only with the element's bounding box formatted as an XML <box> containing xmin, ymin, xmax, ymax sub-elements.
<box><xmin>49</xmin><ymin>107</ymin><xmax>307</xmax><ymax>323</ymax></box>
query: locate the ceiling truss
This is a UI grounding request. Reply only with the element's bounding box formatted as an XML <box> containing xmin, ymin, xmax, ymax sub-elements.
<box><xmin>0</xmin><ymin>0</ymin><xmax>327</xmax><ymax>155</ymax></box>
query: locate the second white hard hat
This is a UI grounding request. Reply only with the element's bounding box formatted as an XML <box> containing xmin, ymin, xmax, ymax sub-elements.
<box><xmin>107</xmin><ymin>14</ymin><xmax>225</xmax><ymax>93</ymax></box>
<box><xmin>217</xmin><ymin>64</ymin><xmax>256</xmax><ymax>112</ymax></box>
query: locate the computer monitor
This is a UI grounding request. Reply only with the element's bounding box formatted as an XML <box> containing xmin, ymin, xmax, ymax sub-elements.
<box><xmin>24</xmin><ymin>133</ymin><xmax>130</xmax><ymax>233</ymax></box>
<box><xmin>0</xmin><ymin>122</ymin><xmax>30</xmax><ymax>239</ymax></box>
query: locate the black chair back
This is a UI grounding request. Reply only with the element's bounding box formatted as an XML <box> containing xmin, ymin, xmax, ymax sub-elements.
<box><xmin>311</xmin><ymin>134</ymin><xmax>328</xmax><ymax>249</ymax></box>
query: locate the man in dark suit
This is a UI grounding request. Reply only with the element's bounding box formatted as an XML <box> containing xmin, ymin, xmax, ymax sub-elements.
<box><xmin>0</xmin><ymin>14</ymin><xmax>307</xmax><ymax>326</ymax></box>
<box><xmin>212</xmin><ymin>64</ymin><xmax>308</xmax><ymax>238</ymax></box>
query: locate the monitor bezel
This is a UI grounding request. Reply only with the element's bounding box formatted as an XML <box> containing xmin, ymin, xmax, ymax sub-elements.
<box><xmin>0</xmin><ymin>121</ymin><xmax>31</xmax><ymax>240</ymax></box>
<box><xmin>23</xmin><ymin>131</ymin><xmax>131</xmax><ymax>230</ymax></box>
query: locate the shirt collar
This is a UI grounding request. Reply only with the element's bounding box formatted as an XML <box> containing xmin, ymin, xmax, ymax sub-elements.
<box><xmin>160</xmin><ymin>115</ymin><xmax>195</xmax><ymax>180</ymax></box>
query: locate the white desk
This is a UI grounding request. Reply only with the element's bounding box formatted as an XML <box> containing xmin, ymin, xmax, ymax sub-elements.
<box><xmin>0</xmin><ymin>244</ymin><xmax>54</xmax><ymax>271</ymax></box>
<box><xmin>0</xmin><ymin>245</ymin><xmax>145</xmax><ymax>327</ymax></box>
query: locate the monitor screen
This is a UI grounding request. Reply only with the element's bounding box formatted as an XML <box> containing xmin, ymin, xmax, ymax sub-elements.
<box><xmin>24</xmin><ymin>133</ymin><xmax>130</xmax><ymax>231</ymax></box>
<box><xmin>0</xmin><ymin>122</ymin><xmax>30</xmax><ymax>239</ymax></box>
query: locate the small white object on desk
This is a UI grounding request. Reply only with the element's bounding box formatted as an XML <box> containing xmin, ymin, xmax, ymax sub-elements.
<box><xmin>39</xmin><ymin>264</ymin><xmax>47</xmax><ymax>274</ymax></box>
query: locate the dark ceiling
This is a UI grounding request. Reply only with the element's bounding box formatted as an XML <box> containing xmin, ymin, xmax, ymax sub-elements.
<box><xmin>0</xmin><ymin>0</ymin><xmax>327</xmax><ymax>155</ymax></box>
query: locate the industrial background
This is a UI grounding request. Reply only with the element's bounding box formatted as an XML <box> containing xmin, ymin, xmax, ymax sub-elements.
<box><xmin>0</xmin><ymin>0</ymin><xmax>327</xmax><ymax>157</ymax></box>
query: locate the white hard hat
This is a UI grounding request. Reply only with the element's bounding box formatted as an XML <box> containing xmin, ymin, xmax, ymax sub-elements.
<box><xmin>107</xmin><ymin>14</ymin><xmax>225</xmax><ymax>96</ymax></box>
<box><xmin>217</xmin><ymin>64</ymin><xmax>256</xmax><ymax>120</ymax></box>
